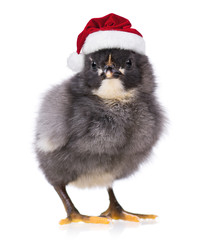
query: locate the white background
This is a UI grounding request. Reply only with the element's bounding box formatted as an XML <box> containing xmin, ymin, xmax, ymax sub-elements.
<box><xmin>1</xmin><ymin>0</ymin><xmax>198</xmax><ymax>239</ymax></box>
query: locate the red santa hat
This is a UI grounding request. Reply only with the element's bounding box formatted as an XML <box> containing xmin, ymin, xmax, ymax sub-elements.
<box><xmin>67</xmin><ymin>13</ymin><xmax>145</xmax><ymax>72</ymax></box>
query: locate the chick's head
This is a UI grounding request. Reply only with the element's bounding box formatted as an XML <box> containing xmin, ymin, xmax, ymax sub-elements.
<box><xmin>82</xmin><ymin>49</ymin><xmax>155</xmax><ymax>101</ymax></box>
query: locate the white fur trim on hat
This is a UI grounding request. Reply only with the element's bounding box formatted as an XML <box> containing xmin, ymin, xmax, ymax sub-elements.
<box><xmin>67</xmin><ymin>52</ymin><xmax>84</xmax><ymax>72</ymax></box>
<box><xmin>67</xmin><ymin>30</ymin><xmax>145</xmax><ymax>72</ymax></box>
<box><xmin>82</xmin><ymin>30</ymin><xmax>145</xmax><ymax>55</ymax></box>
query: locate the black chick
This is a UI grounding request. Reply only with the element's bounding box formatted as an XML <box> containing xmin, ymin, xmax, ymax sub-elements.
<box><xmin>35</xmin><ymin>48</ymin><xmax>164</xmax><ymax>224</ymax></box>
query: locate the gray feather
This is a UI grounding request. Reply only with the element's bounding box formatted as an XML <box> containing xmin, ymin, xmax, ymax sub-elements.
<box><xmin>35</xmin><ymin>49</ymin><xmax>165</xmax><ymax>187</ymax></box>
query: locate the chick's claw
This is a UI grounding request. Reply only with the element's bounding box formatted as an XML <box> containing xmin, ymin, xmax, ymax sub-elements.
<box><xmin>100</xmin><ymin>206</ymin><xmax>157</xmax><ymax>223</ymax></box>
<box><xmin>100</xmin><ymin>208</ymin><xmax>140</xmax><ymax>223</ymax></box>
<box><xmin>99</xmin><ymin>188</ymin><xmax>158</xmax><ymax>223</ymax></box>
<box><xmin>59</xmin><ymin>212</ymin><xmax>111</xmax><ymax>225</ymax></box>
<box><xmin>125</xmin><ymin>212</ymin><xmax>158</xmax><ymax>220</ymax></box>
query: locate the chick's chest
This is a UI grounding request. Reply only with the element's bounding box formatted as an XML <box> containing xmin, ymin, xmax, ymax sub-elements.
<box><xmin>68</xmin><ymin>100</ymin><xmax>134</xmax><ymax>150</ymax></box>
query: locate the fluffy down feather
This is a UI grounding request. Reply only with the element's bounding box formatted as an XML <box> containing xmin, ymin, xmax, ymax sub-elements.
<box><xmin>35</xmin><ymin>49</ymin><xmax>164</xmax><ymax>188</ymax></box>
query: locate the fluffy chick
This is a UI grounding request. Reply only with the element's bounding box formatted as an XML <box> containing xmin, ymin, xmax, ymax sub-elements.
<box><xmin>35</xmin><ymin>48</ymin><xmax>164</xmax><ymax>224</ymax></box>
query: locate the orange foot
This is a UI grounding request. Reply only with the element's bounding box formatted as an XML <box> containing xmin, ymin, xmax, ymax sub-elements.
<box><xmin>59</xmin><ymin>212</ymin><xmax>111</xmax><ymax>225</ymax></box>
<box><xmin>100</xmin><ymin>205</ymin><xmax>157</xmax><ymax>223</ymax></box>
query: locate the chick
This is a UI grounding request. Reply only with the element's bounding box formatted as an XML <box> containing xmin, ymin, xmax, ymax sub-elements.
<box><xmin>35</xmin><ymin>48</ymin><xmax>164</xmax><ymax>224</ymax></box>
<box><xmin>35</xmin><ymin>13</ymin><xmax>164</xmax><ymax>224</ymax></box>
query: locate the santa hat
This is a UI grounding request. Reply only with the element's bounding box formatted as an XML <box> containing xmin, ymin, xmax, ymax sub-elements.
<box><xmin>67</xmin><ymin>13</ymin><xmax>145</xmax><ymax>72</ymax></box>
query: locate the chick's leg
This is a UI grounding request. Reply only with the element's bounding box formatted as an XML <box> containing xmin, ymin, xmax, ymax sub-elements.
<box><xmin>54</xmin><ymin>185</ymin><xmax>110</xmax><ymax>225</ymax></box>
<box><xmin>100</xmin><ymin>188</ymin><xmax>157</xmax><ymax>222</ymax></box>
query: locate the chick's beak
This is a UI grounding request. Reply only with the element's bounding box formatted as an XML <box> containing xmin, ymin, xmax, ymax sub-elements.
<box><xmin>103</xmin><ymin>54</ymin><xmax>122</xmax><ymax>79</ymax></box>
<box><xmin>104</xmin><ymin>54</ymin><xmax>115</xmax><ymax>79</ymax></box>
<box><xmin>104</xmin><ymin>66</ymin><xmax>114</xmax><ymax>78</ymax></box>
<box><xmin>104</xmin><ymin>65</ymin><xmax>123</xmax><ymax>79</ymax></box>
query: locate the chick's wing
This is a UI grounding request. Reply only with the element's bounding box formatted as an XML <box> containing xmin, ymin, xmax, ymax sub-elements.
<box><xmin>35</xmin><ymin>82</ymin><xmax>70</xmax><ymax>152</ymax></box>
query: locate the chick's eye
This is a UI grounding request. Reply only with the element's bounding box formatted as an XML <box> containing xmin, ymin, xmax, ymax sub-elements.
<box><xmin>91</xmin><ymin>61</ymin><xmax>97</xmax><ymax>70</ymax></box>
<box><xmin>125</xmin><ymin>59</ymin><xmax>132</xmax><ymax>68</ymax></box>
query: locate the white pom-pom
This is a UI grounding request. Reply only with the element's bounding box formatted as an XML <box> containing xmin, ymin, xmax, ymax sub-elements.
<box><xmin>67</xmin><ymin>52</ymin><xmax>84</xmax><ymax>72</ymax></box>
